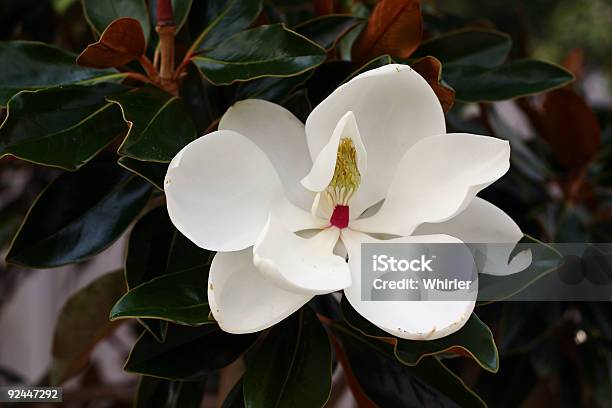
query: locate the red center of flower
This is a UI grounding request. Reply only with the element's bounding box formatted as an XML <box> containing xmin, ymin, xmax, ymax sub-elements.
<box><xmin>330</xmin><ymin>205</ymin><xmax>350</xmax><ymax>229</ymax></box>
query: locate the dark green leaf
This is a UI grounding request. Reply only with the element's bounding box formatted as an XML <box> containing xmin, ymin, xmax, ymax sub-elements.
<box><xmin>179</xmin><ymin>65</ymin><xmax>223</xmax><ymax>134</ymax></box>
<box><xmin>282</xmin><ymin>89</ymin><xmax>312</xmax><ymax>123</ymax></box>
<box><xmin>0</xmin><ymin>41</ymin><xmax>123</xmax><ymax>106</ymax></box>
<box><xmin>332</xmin><ymin>323</ymin><xmax>486</xmax><ymax>408</ymax></box>
<box><xmin>51</xmin><ymin>270</ymin><xmax>125</xmax><ymax>385</ymax></box>
<box><xmin>118</xmin><ymin>156</ymin><xmax>167</xmax><ymax>191</ymax></box>
<box><xmin>135</xmin><ymin>376</ymin><xmax>206</xmax><ymax>408</ymax></box>
<box><xmin>294</xmin><ymin>15</ymin><xmax>363</xmax><ymax>51</ymax></box>
<box><xmin>222</xmin><ymin>377</ymin><xmax>245</xmax><ymax>408</ymax></box>
<box><xmin>111</xmin><ymin>267</ymin><xmax>212</xmax><ymax>325</ymax></box>
<box><xmin>341</xmin><ymin>297</ymin><xmax>498</xmax><ymax>372</ymax></box>
<box><xmin>0</xmin><ymin>84</ymin><xmax>127</xmax><ymax>170</ymax></box>
<box><xmin>82</xmin><ymin>0</ymin><xmax>151</xmax><ymax>42</ymax></box>
<box><xmin>343</xmin><ymin>54</ymin><xmax>394</xmax><ymax>83</ymax></box>
<box><xmin>477</xmin><ymin>236</ymin><xmax>563</xmax><ymax>303</ymax></box>
<box><xmin>111</xmin><ymin>86</ymin><xmax>197</xmax><ymax>162</ymax></box>
<box><xmin>121</xmin><ymin>206</ymin><xmax>211</xmax><ymax>336</ymax></box>
<box><xmin>192</xmin><ymin>24</ymin><xmax>326</xmax><ymax>85</ymax></box>
<box><xmin>234</xmin><ymin>71</ymin><xmax>312</xmax><ymax>103</ymax></box>
<box><xmin>125</xmin><ymin>324</ymin><xmax>256</xmax><ymax>380</ymax></box>
<box><xmin>444</xmin><ymin>59</ymin><xmax>574</xmax><ymax>102</ymax></box>
<box><xmin>6</xmin><ymin>162</ymin><xmax>152</xmax><ymax>268</ymax></box>
<box><xmin>244</xmin><ymin>308</ymin><xmax>332</xmax><ymax>408</ymax></box>
<box><xmin>412</xmin><ymin>29</ymin><xmax>511</xmax><ymax>68</ymax></box>
<box><xmin>125</xmin><ymin>207</ymin><xmax>212</xmax><ymax>286</ymax></box>
<box><xmin>189</xmin><ymin>0</ymin><xmax>263</xmax><ymax>52</ymax></box>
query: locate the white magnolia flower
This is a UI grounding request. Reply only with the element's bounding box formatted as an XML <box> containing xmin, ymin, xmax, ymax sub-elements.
<box><xmin>165</xmin><ymin>64</ymin><xmax>527</xmax><ymax>340</ymax></box>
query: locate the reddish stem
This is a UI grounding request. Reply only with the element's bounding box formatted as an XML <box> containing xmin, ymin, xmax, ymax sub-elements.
<box><xmin>138</xmin><ymin>55</ymin><xmax>159</xmax><ymax>81</ymax></box>
<box><xmin>156</xmin><ymin>0</ymin><xmax>174</xmax><ymax>26</ymax></box>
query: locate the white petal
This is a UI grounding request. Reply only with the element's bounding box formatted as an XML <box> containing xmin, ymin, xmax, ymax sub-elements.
<box><xmin>306</xmin><ymin>64</ymin><xmax>445</xmax><ymax>215</ymax></box>
<box><xmin>254</xmin><ymin>217</ymin><xmax>350</xmax><ymax>294</ymax></box>
<box><xmin>351</xmin><ymin>133</ymin><xmax>510</xmax><ymax>236</ymax></box>
<box><xmin>341</xmin><ymin>229</ymin><xmax>475</xmax><ymax>340</ymax></box>
<box><xmin>414</xmin><ymin>197</ymin><xmax>531</xmax><ymax>275</ymax></box>
<box><xmin>208</xmin><ymin>248</ymin><xmax>312</xmax><ymax>334</ymax></box>
<box><xmin>165</xmin><ymin>130</ymin><xmax>284</xmax><ymax>252</ymax></box>
<box><xmin>272</xmin><ymin>196</ymin><xmax>329</xmax><ymax>232</ymax></box>
<box><xmin>220</xmin><ymin>99</ymin><xmax>314</xmax><ymax>210</ymax></box>
<box><xmin>301</xmin><ymin>111</ymin><xmax>366</xmax><ymax>192</ymax></box>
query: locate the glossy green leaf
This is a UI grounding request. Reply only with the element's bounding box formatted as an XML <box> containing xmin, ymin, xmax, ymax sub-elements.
<box><xmin>179</xmin><ymin>65</ymin><xmax>223</xmax><ymax>134</ymax></box>
<box><xmin>125</xmin><ymin>324</ymin><xmax>257</xmax><ymax>380</ymax></box>
<box><xmin>412</xmin><ymin>29</ymin><xmax>512</xmax><ymax>68</ymax></box>
<box><xmin>0</xmin><ymin>41</ymin><xmax>123</xmax><ymax>106</ymax></box>
<box><xmin>477</xmin><ymin>236</ymin><xmax>563</xmax><ymax>303</ymax></box>
<box><xmin>6</xmin><ymin>162</ymin><xmax>152</xmax><ymax>268</ymax></box>
<box><xmin>150</xmin><ymin>0</ymin><xmax>193</xmax><ymax>33</ymax></box>
<box><xmin>222</xmin><ymin>377</ymin><xmax>245</xmax><ymax>408</ymax></box>
<box><xmin>82</xmin><ymin>0</ymin><xmax>150</xmax><ymax>42</ymax></box>
<box><xmin>332</xmin><ymin>323</ymin><xmax>486</xmax><ymax>408</ymax></box>
<box><xmin>111</xmin><ymin>86</ymin><xmax>197</xmax><ymax>162</ymax></box>
<box><xmin>189</xmin><ymin>0</ymin><xmax>263</xmax><ymax>52</ymax></box>
<box><xmin>341</xmin><ymin>297</ymin><xmax>498</xmax><ymax>372</ymax></box>
<box><xmin>0</xmin><ymin>84</ymin><xmax>127</xmax><ymax>170</ymax></box>
<box><xmin>111</xmin><ymin>267</ymin><xmax>212</xmax><ymax>325</ymax></box>
<box><xmin>192</xmin><ymin>24</ymin><xmax>326</xmax><ymax>85</ymax></box>
<box><xmin>118</xmin><ymin>156</ymin><xmax>167</xmax><ymax>191</ymax></box>
<box><xmin>244</xmin><ymin>308</ymin><xmax>332</xmax><ymax>408</ymax></box>
<box><xmin>125</xmin><ymin>207</ymin><xmax>212</xmax><ymax>288</ymax></box>
<box><xmin>51</xmin><ymin>270</ymin><xmax>125</xmax><ymax>385</ymax></box>
<box><xmin>135</xmin><ymin>376</ymin><xmax>206</xmax><ymax>408</ymax></box>
<box><xmin>444</xmin><ymin>59</ymin><xmax>574</xmax><ymax>102</ymax></box>
<box><xmin>120</xmin><ymin>206</ymin><xmax>212</xmax><ymax>337</ymax></box>
<box><xmin>234</xmin><ymin>71</ymin><xmax>312</xmax><ymax>103</ymax></box>
<box><xmin>343</xmin><ymin>54</ymin><xmax>394</xmax><ymax>83</ymax></box>
<box><xmin>294</xmin><ymin>15</ymin><xmax>364</xmax><ymax>51</ymax></box>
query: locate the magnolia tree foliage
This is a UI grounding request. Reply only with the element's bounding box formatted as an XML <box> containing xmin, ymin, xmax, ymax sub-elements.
<box><xmin>3</xmin><ymin>0</ymin><xmax>609</xmax><ymax>407</ymax></box>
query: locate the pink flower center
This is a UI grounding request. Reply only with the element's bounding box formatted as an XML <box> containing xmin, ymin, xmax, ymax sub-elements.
<box><xmin>330</xmin><ymin>205</ymin><xmax>349</xmax><ymax>229</ymax></box>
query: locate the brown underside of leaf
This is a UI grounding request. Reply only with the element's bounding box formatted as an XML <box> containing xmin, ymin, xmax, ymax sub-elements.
<box><xmin>314</xmin><ymin>0</ymin><xmax>335</xmax><ymax>15</ymax></box>
<box><xmin>50</xmin><ymin>270</ymin><xmax>126</xmax><ymax>385</ymax></box>
<box><xmin>540</xmin><ymin>89</ymin><xmax>600</xmax><ymax>171</ymax></box>
<box><xmin>77</xmin><ymin>17</ymin><xmax>146</xmax><ymax>68</ymax></box>
<box><xmin>411</xmin><ymin>56</ymin><xmax>455</xmax><ymax>112</ymax></box>
<box><xmin>352</xmin><ymin>0</ymin><xmax>422</xmax><ymax>64</ymax></box>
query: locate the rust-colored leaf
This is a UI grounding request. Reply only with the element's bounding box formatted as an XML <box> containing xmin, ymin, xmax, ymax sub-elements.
<box><xmin>77</xmin><ymin>17</ymin><xmax>145</xmax><ymax>69</ymax></box>
<box><xmin>314</xmin><ymin>0</ymin><xmax>334</xmax><ymax>15</ymax></box>
<box><xmin>411</xmin><ymin>56</ymin><xmax>455</xmax><ymax>112</ymax></box>
<box><xmin>352</xmin><ymin>0</ymin><xmax>422</xmax><ymax>64</ymax></box>
<box><xmin>51</xmin><ymin>271</ymin><xmax>126</xmax><ymax>385</ymax></box>
<box><xmin>541</xmin><ymin>89</ymin><xmax>600</xmax><ymax>171</ymax></box>
<box><xmin>561</xmin><ymin>48</ymin><xmax>585</xmax><ymax>80</ymax></box>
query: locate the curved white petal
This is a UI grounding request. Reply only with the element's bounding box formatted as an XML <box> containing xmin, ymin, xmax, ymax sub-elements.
<box><xmin>220</xmin><ymin>99</ymin><xmax>314</xmax><ymax>210</ymax></box>
<box><xmin>165</xmin><ymin>130</ymin><xmax>284</xmax><ymax>252</ymax></box>
<box><xmin>302</xmin><ymin>111</ymin><xmax>366</xmax><ymax>193</ymax></box>
<box><xmin>414</xmin><ymin>197</ymin><xmax>531</xmax><ymax>275</ymax></box>
<box><xmin>341</xmin><ymin>229</ymin><xmax>475</xmax><ymax>340</ymax></box>
<box><xmin>272</xmin><ymin>196</ymin><xmax>329</xmax><ymax>232</ymax></box>
<box><xmin>208</xmin><ymin>248</ymin><xmax>312</xmax><ymax>334</ymax></box>
<box><xmin>254</xmin><ymin>217</ymin><xmax>350</xmax><ymax>294</ymax></box>
<box><xmin>352</xmin><ymin>133</ymin><xmax>510</xmax><ymax>237</ymax></box>
<box><xmin>306</xmin><ymin>64</ymin><xmax>445</xmax><ymax>215</ymax></box>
